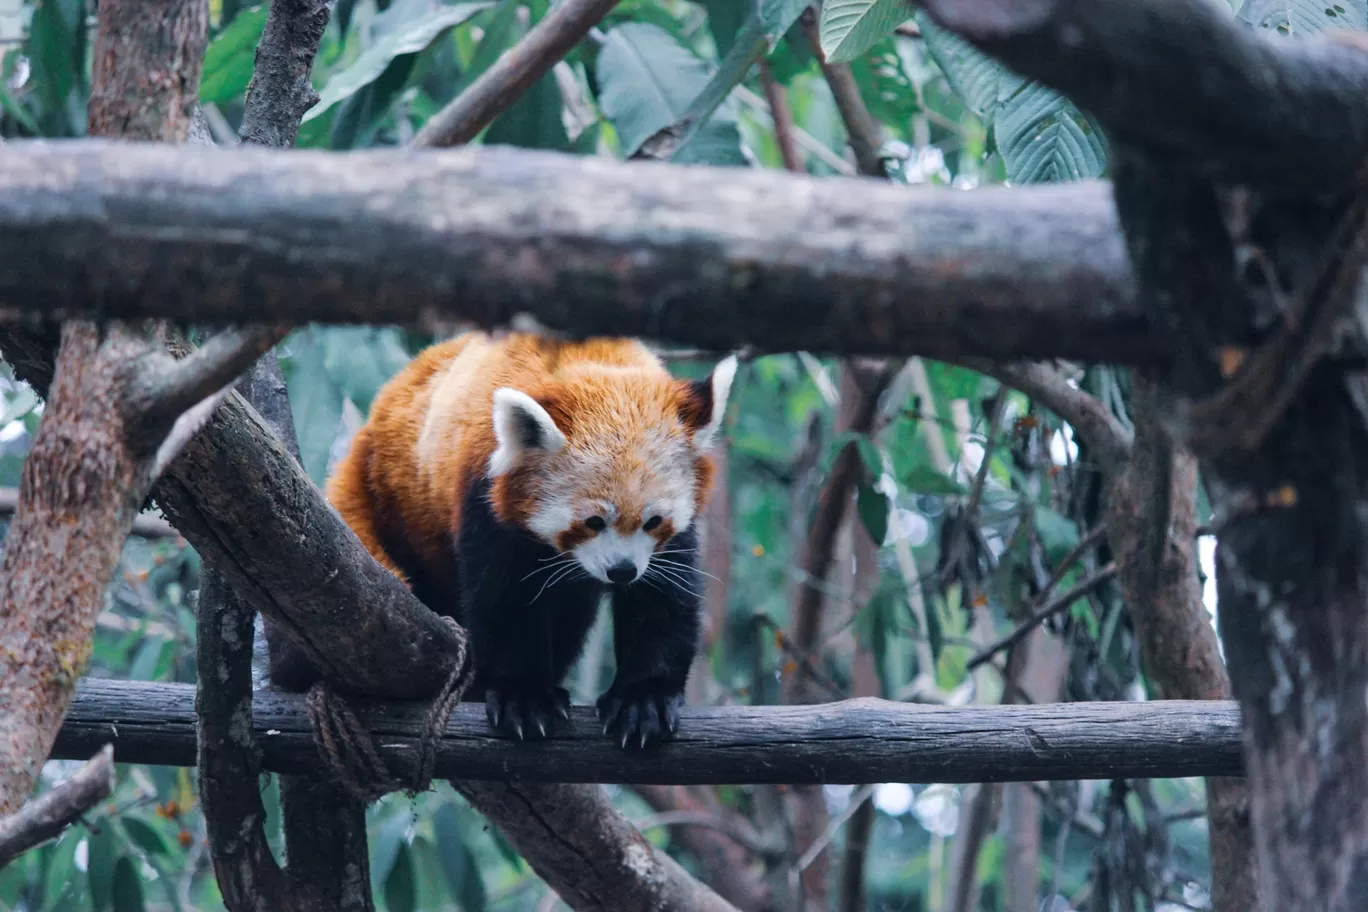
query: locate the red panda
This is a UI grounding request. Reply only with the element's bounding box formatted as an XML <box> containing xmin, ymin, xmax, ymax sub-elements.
<box><xmin>321</xmin><ymin>331</ymin><xmax>736</xmax><ymax>748</ymax></box>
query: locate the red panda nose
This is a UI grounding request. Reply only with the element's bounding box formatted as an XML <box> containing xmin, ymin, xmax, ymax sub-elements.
<box><xmin>606</xmin><ymin>562</ymin><xmax>638</xmax><ymax>585</ymax></box>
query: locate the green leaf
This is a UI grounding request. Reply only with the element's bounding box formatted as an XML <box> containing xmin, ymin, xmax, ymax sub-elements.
<box><xmin>281</xmin><ymin>330</ymin><xmax>345</xmax><ymax>484</ymax></box>
<box><xmin>760</xmin><ymin>0</ymin><xmax>811</xmax><ymax>44</ymax></box>
<box><xmin>110</xmin><ymin>856</ymin><xmax>145</xmax><ymax>912</ymax></box>
<box><xmin>384</xmin><ymin>843</ymin><xmax>417</xmax><ymax>912</ymax></box>
<box><xmin>994</xmin><ymin>80</ymin><xmax>1107</xmax><ymax>183</ymax></box>
<box><xmin>1034</xmin><ymin>507</ymin><xmax>1080</xmax><ymax>563</ymax></box>
<box><xmin>40</xmin><ymin>831</ymin><xmax>80</xmax><ymax>911</ymax></box>
<box><xmin>918</xmin><ymin>12</ymin><xmax>1020</xmax><ymax>118</ymax></box>
<box><xmin>200</xmin><ymin>5</ymin><xmax>269</xmax><ymax>105</ymax></box>
<box><xmin>304</xmin><ymin>1</ymin><xmax>490</xmax><ymax>123</ymax></box>
<box><xmin>847</xmin><ymin>37</ymin><xmax>919</xmax><ymax>138</ymax></box>
<box><xmin>484</xmin><ymin>69</ymin><xmax>571</xmax><ymax>150</ymax></box>
<box><xmin>0</xmin><ymin>386</ymin><xmax>38</xmax><ymax>426</ymax></box>
<box><xmin>854</xmin><ymin>436</ymin><xmax>882</xmax><ymax>478</ymax></box>
<box><xmin>88</xmin><ymin>828</ymin><xmax>116</xmax><ymax>912</ymax></box>
<box><xmin>902</xmin><ymin>466</ymin><xmax>967</xmax><ymax>496</ymax></box>
<box><xmin>701</xmin><ymin>0</ymin><xmax>748</xmax><ymax>56</ymax></box>
<box><xmin>820</xmin><ymin>0</ymin><xmax>911</xmax><ymax>64</ymax></box>
<box><xmin>369</xmin><ymin>809</ymin><xmax>410</xmax><ymax>891</ymax></box>
<box><xmin>328</xmin><ymin>52</ymin><xmax>418</xmax><ymax>149</ymax></box>
<box><xmin>1238</xmin><ymin>0</ymin><xmax>1367</xmax><ymax>34</ymax></box>
<box><xmin>26</xmin><ymin>0</ymin><xmax>87</xmax><ymax>136</ymax></box>
<box><xmin>857</xmin><ymin>484</ymin><xmax>890</xmax><ymax>546</ymax></box>
<box><xmin>595</xmin><ymin>22</ymin><xmax>745</xmax><ymax>165</ymax></box>
<box><xmin>121</xmin><ymin>818</ymin><xmax>170</xmax><ymax>857</ymax></box>
<box><xmin>320</xmin><ymin>328</ymin><xmax>411</xmax><ymax>413</ymax></box>
<box><xmin>434</xmin><ymin>803</ymin><xmax>487</xmax><ymax>912</ymax></box>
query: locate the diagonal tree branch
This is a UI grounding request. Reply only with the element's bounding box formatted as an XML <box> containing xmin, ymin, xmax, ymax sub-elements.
<box><xmin>964</xmin><ymin>359</ymin><xmax>1134</xmax><ymax>473</ymax></box>
<box><xmin>128</xmin><ymin>325</ymin><xmax>289</xmax><ymax>428</ymax></box>
<box><xmin>0</xmin><ymin>744</ymin><xmax>113</xmax><ymax>870</ymax></box>
<box><xmin>411</xmin><ymin>0</ymin><xmax>620</xmax><ymax>148</ymax></box>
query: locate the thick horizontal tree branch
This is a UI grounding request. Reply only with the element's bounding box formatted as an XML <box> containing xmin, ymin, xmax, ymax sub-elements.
<box><xmin>52</xmin><ymin>680</ymin><xmax>1245</xmax><ymax>784</ymax></box>
<box><xmin>0</xmin><ymin>141</ymin><xmax>1154</xmax><ymax>364</ymax></box>
<box><xmin>916</xmin><ymin>0</ymin><xmax>1368</xmax><ymax>192</ymax></box>
<box><xmin>0</xmin><ymin>745</ymin><xmax>113</xmax><ymax>869</ymax></box>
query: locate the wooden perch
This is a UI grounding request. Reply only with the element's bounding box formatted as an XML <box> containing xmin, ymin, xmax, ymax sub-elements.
<box><xmin>52</xmin><ymin>680</ymin><xmax>1245</xmax><ymax>785</ymax></box>
<box><xmin>0</xmin><ymin>140</ymin><xmax>1153</xmax><ymax>364</ymax></box>
<box><xmin>0</xmin><ymin>745</ymin><xmax>114</xmax><ymax>869</ymax></box>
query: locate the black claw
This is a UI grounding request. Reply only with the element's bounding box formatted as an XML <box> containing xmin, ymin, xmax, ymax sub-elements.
<box><xmin>596</xmin><ymin>680</ymin><xmax>685</xmax><ymax>750</ymax></box>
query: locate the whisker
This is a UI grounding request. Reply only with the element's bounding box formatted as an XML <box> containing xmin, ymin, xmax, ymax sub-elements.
<box><xmin>652</xmin><ymin>548</ymin><xmax>699</xmax><ymax>557</ymax></box>
<box><xmin>522</xmin><ymin>555</ymin><xmax>576</xmax><ymax>582</ymax></box>
<box><xmin>647</xmin><ymin>565</ymin><xmax>705</xmax><ymax>600</ymax></box>
<box><xmin>651</xmin><ymin>558</ymin><xmax>720</xmax><ymax>583</ymax></box>
<box><xmin>531</xmin><ymin>561</ymin><xmax>582</xmax><ymax>602</ymax></box>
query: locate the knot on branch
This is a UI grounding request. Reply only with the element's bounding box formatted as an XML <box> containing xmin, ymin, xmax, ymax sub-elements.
<box><xmin>305</xmin><ymin>619</ymin><xmax>472</xmax><ymax>804</ymax></box>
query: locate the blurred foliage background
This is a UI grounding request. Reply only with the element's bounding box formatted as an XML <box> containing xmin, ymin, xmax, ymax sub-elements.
<box><xmin>0</xmin><ymin>0</ymin><xmax>1334</xmax><ymax>909</ymax></box>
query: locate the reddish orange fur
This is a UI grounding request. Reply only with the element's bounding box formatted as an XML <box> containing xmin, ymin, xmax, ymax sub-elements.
<box><xmin>325</xmin><ymin>332</ymin><xmax>718</xmax><ymax>583</ymax></box>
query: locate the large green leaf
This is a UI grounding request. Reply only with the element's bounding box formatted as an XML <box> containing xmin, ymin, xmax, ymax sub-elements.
<box><xmin>857</xmin><ymin>484</ymin><xmax>890</xmax><ymax>546</ymax></box>
<box><xmin>994</xmin><ymin>80</ymin><xmax>1107</xmax><ymax>183</ymax></box>
<box><xmin>760</xmin><ymin>0</ymin><xmax>810</xmax><ymax>43</ymax></box>
<box><xmin>88</xmin><ymin>827</ymin><xmax>117</xmax><ymax>912</ymax></box>
<box><xmin>1239</xmin><ymin>0</ymin><xmax>1367</xmax><ymax>34</ymax></box>
<box><xmin>595</xmin><ymin>22</ymin><xmax>744</xmax><ymax>164</ymax></box>
<box><xmin>485</xmin><ymin>69</ymin><xmax>571</xmax><ymax>150</ymax></box>
<box><xmin>434</xmin><ymin>803</ymin><xmax>487</xmax><ymax>912</ymax></box>
<box><xmin>920</xmin><ymin>12</ymin><xmax>1104</xmax><ymax>183</ymax></box>
<box><xmin>384</xmin><ymin>843</ymin><xmax>417</xmax><ymax>912</ymax></box>
<box><xmin>701</xmin><ymin>0</ymin><xmax>748</xmax><ymax>56</ymax></box>
<box><xmin>304</xmin><ymin>1</ymin><xmax>490</xmax><ymax>123</ymax></box>
<box><xmin>121</xmin><ymin>818</ymin><xmax>170</xmax><ymax>858</ymax></box>
<box><xmin>320</xmin><ymin>327</ymin><xmax>411</xmax><ymax>412</ymax></box>
<box><xmin>200</xmin><ymin>5</ymin><xmax>269</xmax><ymax>105</ymax></box>
<box><xmin>110</xmin><ymin>856</ymin><xmax>145</xmax><ymax>912</ymax></box>
<box><xmin>25</xmin><ymin>0</ymin><xmax>86</xmax><ymax>136</ymax></box>
<box><xmin>819</xmin><ymin>0</ymin><xmax>911</xmax><ymax>64</ymax></box>
<box><xmin>281</xmin><ymin>330</ymin><xmax>345</xmax><ymax>484</ymax></box>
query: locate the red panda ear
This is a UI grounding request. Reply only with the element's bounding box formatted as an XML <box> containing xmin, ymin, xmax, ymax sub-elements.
<box><xmin>489</xmin><ymin>388</ymin><xmax>566</xmax><ymax>476</ymax></box>
<box><xmin>677</xmin><ymin>355</ymin><xmax>737</xmax><ymax>448</ymax></box>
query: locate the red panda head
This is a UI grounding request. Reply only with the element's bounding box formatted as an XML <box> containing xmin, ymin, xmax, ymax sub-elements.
<box><xmin>486</xmin><ymin>355</ymin><xmax>737</xmax><ymax>585</ymax></box>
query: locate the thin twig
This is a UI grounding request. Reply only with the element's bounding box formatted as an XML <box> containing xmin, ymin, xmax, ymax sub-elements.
<box><xmin>0</xmin><ymin>745</ymin><xmax>114</xmax><ymax>869</ymax></box>
<box><xmin>799</xmin><ymin>7</ymin><xmax>888</xmax><ymax>178</ymax></box>
<box><xmin>759</xmin><ymin>59</ymin><xmax>804</xmax><ymax>173</ymax></box>
<box><xmin>134</xmin><ymin>325</ymin><xmax>288</xmax><ymax>426</ymax></box>
<box><xmin>966</xmin><ymin>359</ymin><xmax>1133</xmax><ymax>473</ymax></box>
<box><xmin>965</xmin><ymin>387</ymin><xmax>1009</xmax><ymax>524</ymax></box>
<box><xmin>632</xmin><ymin>810</ymin><xmax>777</xmax><ymax>857</ymax></box>
<box><xmin>731</xmin><ymin>85</ymin><xmax>856</xmax><ymax>175</ymax></box>
<box><xmin>411</xmin><ymin>0</ymin><xmax>620</xmax><ymax>148</ymax></box>
<box><xmin>1039</xmin><ymin>523</ymin><xmax>1107</xmax><ymax>600</ymax></box>
<box><xmin>966</xmin><ymin>562</ymin><xmax>1119</xmax><ymax>671</ymax></box>
<box><xmin>792</xmin><ymin>785</ymin><xmax>877</xmax><ymax>874</ymax></box>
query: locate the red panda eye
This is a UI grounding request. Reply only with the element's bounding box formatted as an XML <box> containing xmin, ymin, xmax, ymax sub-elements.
<box><xmin>643</xmin><ymin>515</ymin><xmax>663</xmax><ymax>532</ymax></box>
<box><xmin>585</xmin><ymin>516</ymin><xmax>607</xmax><ymax>532</ymax></box>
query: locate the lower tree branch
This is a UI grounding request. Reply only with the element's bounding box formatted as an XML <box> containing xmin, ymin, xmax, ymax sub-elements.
<box><xmin>0</xmin><ymin>141</ymin><xmax>1155</xmax><ymax>365</ymax></box>
<box><xmin>0</xmin><ymin>744</ymin><xmax>113</xmax><ymax>869</ymax></box>
<box><xmin>966</xmin><ymin>359</ymin><xmax>1133</xmax><ymax>473</ymax></box>
<box><xmin>52</xmin><ymin>679</ymin><xmax>1246</xmax><ymax>784</ymax></box>
<box><xmin>410</xmin><ymin>0</ymin><xmax>620</xmax><ymax>148</ymax></box>
<box><xmin>636</xmin><ymin>785</ymin><xmax>778</xmax><ymax>912</ymax></box>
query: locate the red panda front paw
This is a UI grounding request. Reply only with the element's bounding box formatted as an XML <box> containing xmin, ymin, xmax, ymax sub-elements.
<box><xmin>484</xmin><ymin>685</ymin><xmax>572</xmax><ymax>741</ymax></box>
<box><xmin>595</xmin><ymin>680</ymin><xmax>683</xmax><ymax>750</ymax></box>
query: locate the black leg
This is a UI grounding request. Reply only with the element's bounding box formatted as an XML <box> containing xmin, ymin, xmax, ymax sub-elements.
<box><xmin>597</xmin><ymin>527</ymin><xmax>703</xmax><ymax>749</ymax></box>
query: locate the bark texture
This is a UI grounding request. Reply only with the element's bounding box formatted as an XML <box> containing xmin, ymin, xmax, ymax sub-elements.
<box><xmin>53</xmin><ymin>680</ymin><xmax>1246</xmax><ymax>784</ymax></box>
<box><xmin>0</xmin><ymin>744</ymin><xmax>113</xmax><ymax>869</ymax></box>
<box><xmin>0</xmin><ymin>141</ymin><xmax>1153</xmax><ymax>364</ymax></box>
<box><xmin>88</xmin><ymin>0</ymin><xmax>207</xmax><ymax>141</ymax></box>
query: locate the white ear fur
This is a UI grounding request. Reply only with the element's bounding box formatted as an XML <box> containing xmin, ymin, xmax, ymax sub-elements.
<box><xmin>489</xmin><ymin>388</ymin><xmax>566</xmax><ymax>476</ymax></box>
<box><xmin>694</xmin><ymin>354</ymin><xmax>738</xmax><ymax>449</ymax></box>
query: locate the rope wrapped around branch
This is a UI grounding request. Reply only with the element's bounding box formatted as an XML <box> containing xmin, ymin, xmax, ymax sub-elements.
<box><xmin>305</xmin><ymin>619</ymin><xmax>473</xmax><ymax>804</ymax></box>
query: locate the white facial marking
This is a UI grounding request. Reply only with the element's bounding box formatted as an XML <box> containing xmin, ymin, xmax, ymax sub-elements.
<box><xmin>573</xmin><ymin>529</ymin><xmax>657</xmax><ymax>583</ymax></box>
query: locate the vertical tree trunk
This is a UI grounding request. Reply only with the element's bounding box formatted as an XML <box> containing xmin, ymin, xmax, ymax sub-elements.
<box><xmin>0</xmin><ymin>0</ymin><xmax>208</xmax><ymax>813</ymax></box>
